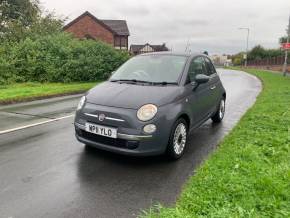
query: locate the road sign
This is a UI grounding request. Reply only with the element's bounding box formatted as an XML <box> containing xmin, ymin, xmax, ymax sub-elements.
<box><xmin>281</xmin><ymin>43</ymin><xmax>290</xmax><ymax>50</ymax></box>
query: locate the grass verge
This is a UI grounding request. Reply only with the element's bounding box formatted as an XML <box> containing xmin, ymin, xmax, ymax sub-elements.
<box><xmin>0</xmin><ymin>82</ymin><xmax>98</xmax><ymax>104</ymax></box>
<box><xmin>143</xmin><ymin>68</ymin><xmax>290</xmax><ymax>217</ymax></box>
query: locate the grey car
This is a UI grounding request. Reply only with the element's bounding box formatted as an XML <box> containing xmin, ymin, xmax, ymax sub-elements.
<box><xmin>74</xmin><ymin>52</ymin><xmax>226</xmax><ymax>159</ymax></box>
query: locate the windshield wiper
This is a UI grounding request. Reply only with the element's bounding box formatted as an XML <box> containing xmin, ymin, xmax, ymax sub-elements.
<box><xmin>152</xmin><ymin>81</ymin><xmax>178</xmax><ymax>85</ymax></box>
<box><xmin>110</xmin><ymin>79</ymin><xmax>153</xmax><ymax>84</ymax></box>
<box><xmin>110</xmin><ymin>79</ymin><xmax>178</xmax><ymax>86</ymax></box>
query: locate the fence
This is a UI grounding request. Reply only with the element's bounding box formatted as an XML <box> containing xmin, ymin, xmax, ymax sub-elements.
<box><xmin>248</xmin><ymin>56</ymin><xmax>286</xmax><ymax>66</ymax></box>
<box><xmin>247</xmin><ymin>56</ymin><xmax>290</xmax><ymax>72</ymax></box>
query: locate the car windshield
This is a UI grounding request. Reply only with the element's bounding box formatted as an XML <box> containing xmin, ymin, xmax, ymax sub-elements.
<box><xmin>110</xmin><ymin>55</ymin><xmax>187</xmax><ymax>84</ymax></box>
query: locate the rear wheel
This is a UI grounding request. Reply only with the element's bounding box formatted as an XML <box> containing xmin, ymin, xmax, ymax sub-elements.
<box><xmin>166</xmin><ymin>118</ymin><xmax>188</xmax><ymax>160</ymax></box>
<box><xmin>211</xmin><ymin>98</ymin><xmax>225</xmax><ymax>123</ymax></box>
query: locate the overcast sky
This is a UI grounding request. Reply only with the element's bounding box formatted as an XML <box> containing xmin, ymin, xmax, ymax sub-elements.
<box><xmin>41</xmin><ymin>0</ymin><xmax>290</xmax><ymax>54</ymax></box>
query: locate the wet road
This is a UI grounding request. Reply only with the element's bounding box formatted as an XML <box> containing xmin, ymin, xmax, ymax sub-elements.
<box><xmin>0</xmin><ymin>69</ymin><xmax>261</xmax><ymax>218</ymax></box>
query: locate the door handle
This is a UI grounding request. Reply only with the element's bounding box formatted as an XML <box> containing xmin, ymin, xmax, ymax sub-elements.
<box><xmin>210</xmin><ymin>85</ymin><xmax>216</xmax><ymax>90</ymax></box>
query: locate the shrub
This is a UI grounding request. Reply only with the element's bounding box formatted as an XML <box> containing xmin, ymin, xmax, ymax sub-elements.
<box><xmin>0</xmin><ymin>32</ymin><xmax>130</xmax><ymax>84</ymax></box>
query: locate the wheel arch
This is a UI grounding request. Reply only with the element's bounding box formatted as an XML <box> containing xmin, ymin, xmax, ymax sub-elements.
<box><xmin>177</xmin><ymin>113</ymin><xmax>190</xmax><ymax>129</ymax></box>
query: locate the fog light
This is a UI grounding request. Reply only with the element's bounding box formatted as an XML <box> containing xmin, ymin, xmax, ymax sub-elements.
<box><xmin>143</xmin><ymin>124</ymin><xmax>156</xmax><ymax>134</ymax></box>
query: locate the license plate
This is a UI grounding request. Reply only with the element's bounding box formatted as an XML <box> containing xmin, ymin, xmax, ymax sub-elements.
<box><xmin>85</xmin><ymin>123</ymin><xmax>117</xmax><ymax>138</ymax></box>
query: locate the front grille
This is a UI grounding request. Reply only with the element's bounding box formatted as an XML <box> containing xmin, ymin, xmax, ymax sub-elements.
<box><xmin>80</xmin><ymin>130</ymin><xmax>138</xmax><ymax>149</ymax></box>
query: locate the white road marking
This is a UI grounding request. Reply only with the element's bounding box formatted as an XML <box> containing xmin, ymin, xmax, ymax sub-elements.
<box><xmin>0</xmin><ymin>114</ymin><xmax>74</xmax><ymax>135</ymax></box>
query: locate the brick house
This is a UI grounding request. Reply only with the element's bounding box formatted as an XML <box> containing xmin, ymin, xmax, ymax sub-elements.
<box><xmin>130</xmin><ymin>43</ymin><xmax>169</xmax><ymax>55</ymax></box>
<box><xmin>63</xmin><ymin>11</ymin><xmax>130</xmax><ymax>50</ymax></box>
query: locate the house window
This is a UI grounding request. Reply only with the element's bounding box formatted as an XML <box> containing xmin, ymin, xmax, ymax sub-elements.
<box><xmin>115</xmin><ymin>36</ymin><xmax>127</xmax><ymax>49</ymax></box>
<box><xmin>115</xmin><ymin>36</ymin><xmax>121</xmax><ymax>46</ymax></box>
<box><xmin>121</xmin><ymin>37</ymin><xmax>127</xmax><ymax>47</ymax></box>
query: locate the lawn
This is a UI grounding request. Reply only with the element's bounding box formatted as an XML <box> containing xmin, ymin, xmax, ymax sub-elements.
<box><xmin>143</xmin><ymin>69</ymin><xmax>290</xmax><ymax>217</ymax></box>
<box><xmin>0</xmin><ymin>82</ymin><xmax>98</xmax><ymax>104</ymax></box>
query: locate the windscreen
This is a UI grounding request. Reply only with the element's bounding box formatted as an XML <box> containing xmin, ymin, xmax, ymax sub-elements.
<box><xmin>110</xmin><ymin>55</ymin><xmax>187</xmax><ymax>83</ymax></box>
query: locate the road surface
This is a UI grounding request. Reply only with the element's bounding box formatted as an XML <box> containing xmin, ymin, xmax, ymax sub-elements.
<box><xmin>0</xmin><ymin>69</ymin><xmax>261</xmax><ymax>218</ymax></box>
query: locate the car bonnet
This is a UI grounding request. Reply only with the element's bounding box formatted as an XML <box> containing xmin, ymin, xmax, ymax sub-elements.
<box><xmin>85</xmin><ymin>81</ymin><xmax>182</xmax><ymax>109</ymax></box>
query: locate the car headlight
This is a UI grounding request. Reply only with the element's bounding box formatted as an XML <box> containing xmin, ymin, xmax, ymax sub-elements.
<box><xmin>137</xmin><ymin>104</ymin><xmax>158</xmax><ymax>121</ymax></box>
<box><xmin>77</xmin><ymin>96</ymin><xmax>86</xmax><ymax>111</ymax></box>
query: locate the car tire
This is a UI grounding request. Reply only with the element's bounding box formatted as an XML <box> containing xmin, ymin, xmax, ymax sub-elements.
<box><xmin>211</xmin><ymin>97</ymin><xmax>226</xmax><ymax>123</ymax></box>
<box><xmin>166</xmin><ymin>118</ymin><xmax>188</xmax><ymax>160</ymax></box>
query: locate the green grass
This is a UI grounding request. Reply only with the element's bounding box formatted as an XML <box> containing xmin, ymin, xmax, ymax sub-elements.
<box><xmin>143</xmin><ymin>69</ymin><xmax>290</xmax><ymax>218</ymax></box>
<box><xmin>0</xmin><ymin>82</ymin><xmax>98</xmax><ymax>104</ymax></box>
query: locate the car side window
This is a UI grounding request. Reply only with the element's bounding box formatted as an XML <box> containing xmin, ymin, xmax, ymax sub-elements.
<box><xmin>188</xmin><ymin>57</ymin><xmax>207</xmax><ymax>82</ymax></box>
<box><xmin>204</xmin><ymin>57</ymin><xmax>216</xmax><ymax>76</ymax></box>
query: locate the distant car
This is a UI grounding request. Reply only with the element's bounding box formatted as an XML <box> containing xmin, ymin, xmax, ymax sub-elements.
<box><xmin>74</xmin><ymin>52</ymin><xmax>226</xmax><ymax>159</ymax></box>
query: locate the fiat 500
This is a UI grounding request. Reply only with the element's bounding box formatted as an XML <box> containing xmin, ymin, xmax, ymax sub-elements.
<box><xmin>74</xmin><ymin>52</ymin><xmax>226</xmax><ymax>159</ymax></box>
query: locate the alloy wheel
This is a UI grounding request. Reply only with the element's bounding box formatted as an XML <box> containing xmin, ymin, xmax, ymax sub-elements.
<box><xmin>219</xmin><ymin>99</ymin><xmax>225</xmax><ymax>119</ymax></box>
<box><xmin>173</xmin><ymin>123</ymin><xmax>187</xmax><ymax>155</ymax></box>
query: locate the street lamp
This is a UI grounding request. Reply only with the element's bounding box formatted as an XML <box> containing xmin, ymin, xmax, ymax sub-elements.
<box><xmin>239</xmin><ymin>27</ymin><xmax>250</xmax><ymax>67</ymax></box>
<box><xmin>282</xmin><ymin>15</ymin><xmax>290</xmax><ymax>76</ymax></box>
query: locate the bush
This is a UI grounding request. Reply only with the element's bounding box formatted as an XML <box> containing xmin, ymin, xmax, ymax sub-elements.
<box><xmin>0</xmin><ymin>33</ymin><xmax>130</xmax><ymax>84</ymax></box>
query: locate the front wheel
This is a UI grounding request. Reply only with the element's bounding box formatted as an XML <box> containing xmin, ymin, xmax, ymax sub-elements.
<box><xmin>211</xmin><ymin>98</ymin><xmax>225</xmax><ymax>123</ymax></box>
<box><xmin>166</xmin><ymin>118</ymin><xmax>188</xmax><ymax>160</ymax></box>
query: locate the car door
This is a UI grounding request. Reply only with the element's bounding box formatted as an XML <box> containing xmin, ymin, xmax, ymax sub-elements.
<box><xmin>203</xmin><ymin>57</ymin><xmax>221</xmax><ymax>113</ymax></box>
<box><xmin>184</xmin><ymin>56</ymin><xmax>212</xmax><ymax>126</ymax></box>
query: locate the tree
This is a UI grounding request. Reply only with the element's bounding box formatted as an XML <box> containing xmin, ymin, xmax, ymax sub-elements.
<box><xmin>0</xmin><ymin>0</ymin><xmax>40</xmax><ymax>26</ymax></box>
<box><xmin>230</xmin><ymin>52</ymin><xmax>244</xmax><ymax>66</ymax></box>
<box><xmin>0</xmin><ymin>0</ymin><xmax>40</xmax><ymax>39</ymax></box>
<box><xmin>0</xmin><ymin>0</ymin><xmax>63</xmax><ymax>42</ymax></box>
<box><xmin>279</xmin><ymin>23</ymin><xmax>289</xmax><ymax>44</ymax></box>
<box><xmin>25</xmin><ymin>12</ymin><xmax>64</xmax><ymax>39</ymax></box>
<box><xmin>267</xmin><ymin>48</ymin><xmax>283</xmax><ymax>58</ymax></box>
<box><xmin>248</xmin><ymin>45</ymin><xmax>266</xmax><ymax>61</ymax></box>
<box><xmin>279</xmin><ymin>36</ymin><xmax>288</xmax><ymax>44</ymax></box>
<box><xmin>245</xmin><ymin>45</ymin><xmax>283</xmax><ymax>61</ymax></box>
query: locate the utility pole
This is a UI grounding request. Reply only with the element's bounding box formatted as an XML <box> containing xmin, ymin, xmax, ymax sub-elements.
<box><xmin>185</xmin><ymin>38</ymin><xmax>190</xmax><ymax>53</ymax></box>
<box><xmin>239</xmin><ymin>27</ymin><xmax>250</xmax><ymax>67</ymax></box>
<box><xmin>283</xmin><ymin>15</ymin><xmax>290</xmax><ymax>76</ymax></box>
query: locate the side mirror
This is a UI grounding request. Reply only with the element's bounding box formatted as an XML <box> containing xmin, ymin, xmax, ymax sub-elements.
<box><xmin>195</xmin><ymin>74</ymin><xmax>210</xmax><ymax>84</ymax></box>
<box><xmin>191</xmin><ymin>74</ymin><xmax>210</xmax><ymax>91</ymax></box>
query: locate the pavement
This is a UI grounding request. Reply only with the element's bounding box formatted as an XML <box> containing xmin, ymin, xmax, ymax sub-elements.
<box><xmin>0</xmin><ymin>69</ymin><xmax>261</xmax><ymax>218</ymax></box>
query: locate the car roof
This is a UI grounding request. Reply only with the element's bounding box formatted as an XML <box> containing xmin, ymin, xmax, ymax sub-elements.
<box><xmin>138</xmin><ymin>51</ymin><xmax>208</xmax><ymax>59</ymax></box>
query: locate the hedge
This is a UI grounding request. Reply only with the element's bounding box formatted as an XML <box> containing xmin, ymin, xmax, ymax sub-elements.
<box><xmin>0</xmin><ymin>33</ymin><xmax>130</xmax><ymax>84</ymax></box>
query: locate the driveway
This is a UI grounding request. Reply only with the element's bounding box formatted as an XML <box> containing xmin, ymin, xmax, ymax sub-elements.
<box><xmin>0</xmin><ymin>69</ymin><xmax>261</xmax><ymax>218</ymax></box>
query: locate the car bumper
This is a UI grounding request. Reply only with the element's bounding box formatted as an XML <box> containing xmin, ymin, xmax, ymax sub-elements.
<box><xmin>74</xmin><ymin>102</ymin><xmax>175</xmax><ymax>156</ymax></box>
<box><xmin>74</xmin><ymin>122</ymin><xmax>166</xmax><ymax>156</ymax></box>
